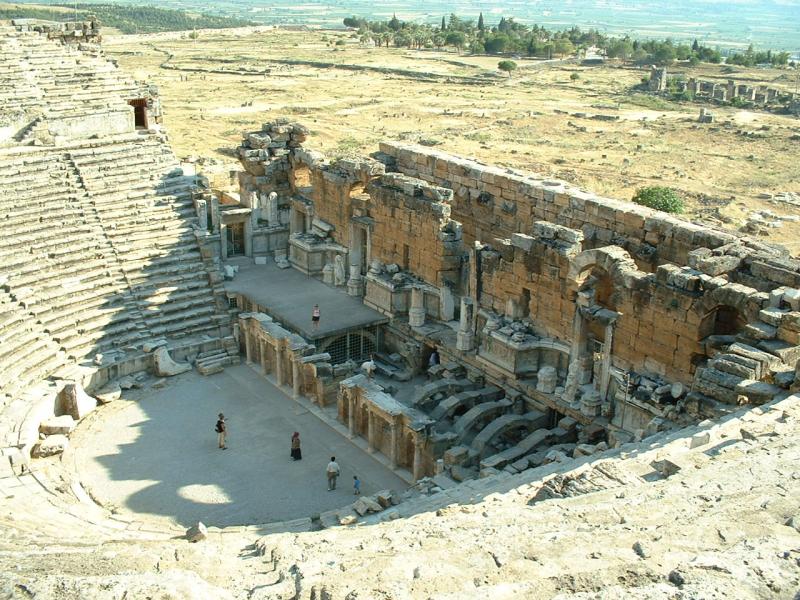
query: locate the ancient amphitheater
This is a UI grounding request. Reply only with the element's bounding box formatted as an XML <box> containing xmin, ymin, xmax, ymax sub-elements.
<box><xmin>1</xmin><ymin>20</ymin><xmax>799</xmax><ymax>600</ymax></box>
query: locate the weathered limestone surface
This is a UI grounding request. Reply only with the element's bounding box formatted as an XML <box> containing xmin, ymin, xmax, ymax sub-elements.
<box><xmin>153</xmin><ymin>347</ymin><xmax>192</xmax><ymax>377</ymax></box>
<box><xmin>56</xmin><ymin>382</ymin><xmax>97</xmax><ymax>421</ymax></box>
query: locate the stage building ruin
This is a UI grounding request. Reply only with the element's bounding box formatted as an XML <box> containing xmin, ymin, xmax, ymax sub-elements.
<box><xmin>202</xmin><ymin>118</ymin><xmax>800</xmax><ymax>482</ymax></box>
<box><xmin>1</xmin><ymin>19</ymin><xmax>800</xmax><ymax>497</ymax></box>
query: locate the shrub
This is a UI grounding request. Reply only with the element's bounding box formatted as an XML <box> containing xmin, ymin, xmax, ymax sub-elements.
<box><xmin>632</xmin><ymin>186</ymin><xmax>684</xmax><ymax>213</ymax></box>
<box><xmin>498</xmin><ymin>60</ymin><xmax>517</xmax><ymax>75</ymax></box>
<box><xmin>570</xmin><ymin>72</ymin><xmax>580</xmax><ymax>81</ymax></box>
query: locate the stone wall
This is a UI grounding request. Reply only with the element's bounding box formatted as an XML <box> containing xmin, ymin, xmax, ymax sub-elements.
<box><xmin>377</xmin><ymin>141</ymin><xmax>737</xmax><ymax>271</ymax></box>
<box><xmin>367</xmin><ymin>173</ymin><xmax>463</xmax><ymax>288</ymax></box>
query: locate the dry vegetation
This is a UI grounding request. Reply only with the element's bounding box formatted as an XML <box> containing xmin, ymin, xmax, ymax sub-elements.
<box><xmin>105</xmin><ymin>28</ymin><xmax>800</xmax><ymax>252</ymax></box>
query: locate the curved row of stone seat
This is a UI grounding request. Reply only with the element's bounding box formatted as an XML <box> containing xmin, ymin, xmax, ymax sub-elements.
<box><xmin>0</xmin><ymin>147</ymin><xmax>145</xmax><ymax>362</ymax></box>
<box><xmin>0</xmin><ymin>290</ymin><xmax>68</xmax><ymax>404</ymax></box>
<box><xmin>67</xmin><ymin>137</ymin><xmax>224</xmax><ymax>341</ymax></box>
<box><xmin>0</xmin><ymin>29</ymin><xmax>136</xmax><ymax>118</ymax></box>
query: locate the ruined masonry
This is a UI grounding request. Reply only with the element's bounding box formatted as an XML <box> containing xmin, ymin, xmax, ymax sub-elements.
<box><xmin>1</xmin><ymin>20</ymin><xmax>799</xmax><ymax>599</ymax></box>
<box><xmin>220</xmin><ymin>114</ymin><xmax>800</xmax><ymax>483</ymax></box>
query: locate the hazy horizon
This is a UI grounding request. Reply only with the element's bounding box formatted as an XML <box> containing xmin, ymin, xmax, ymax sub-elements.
<box><xmin>14</xmin><ymin>0</ymin><xmax>800</xmax><ymax>50</ymax></box>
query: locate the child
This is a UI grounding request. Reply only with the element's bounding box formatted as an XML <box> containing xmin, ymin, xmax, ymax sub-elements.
<box><xmin>353</xmin><ymin>475</ymin><xmax>361</xmax><ymax>496</ymax></box>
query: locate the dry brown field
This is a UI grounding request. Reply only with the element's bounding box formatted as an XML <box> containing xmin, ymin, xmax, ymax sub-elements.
<box><xmin>104</xmin><ymin>28</ymin><xmax>800</xmax><ymax>252</ymax></box>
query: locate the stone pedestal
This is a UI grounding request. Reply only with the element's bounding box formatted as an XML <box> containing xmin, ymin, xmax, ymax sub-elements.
<box><xmin>347</xmin><ymin>265</ymin><xmax>363</xmax><ymax>297</ymax></box>
<box><xmin>456</xmin><ymin>297</ymin><xmax>474</xmax><ymax>351</ymax></box>
<box><xmin>581</xmin><ymin>390</ymin><xmax>602</xmax><ymax>417</ymax></box>
<box><xmin>456</xmin><ymin>330</ymin><xmax>474</xmax><ymax>351</ymax></box>
<box><xmin>536</xmin><ymin>366</ymin><xmax>557</xmax><ymax>394</ymax></box>
<box><xmin>409</xmin><ymin>287</ymin><xmax>426</xmax><ymax>327</ymax></box>
<box><xmin>322</xmin><ymin>263</ymin><xmax>334</xmax><ymax>285</ymax></box>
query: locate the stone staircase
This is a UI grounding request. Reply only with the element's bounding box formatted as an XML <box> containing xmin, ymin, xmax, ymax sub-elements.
<box><xmin>692</xmin><ymin>294</ymin><xmax>800</xmax><ymax>407</ymax></box>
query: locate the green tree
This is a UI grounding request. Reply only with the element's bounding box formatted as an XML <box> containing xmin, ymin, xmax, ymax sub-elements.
<box><xmin>469</xmin><ymin>40</ymin><xmax>485</xmax><ymax>54</ymax></box>
<box><xmin>478</xmin><ymin>12</ymin><xmax>485</xmax><ymax>31</ymax></box>
<box><xmin>445</xmin><ymin>31</ymin><xmax>465</xmax><ymax>52</ymax></box>
<box><xmin>553</xmin><ymin>38</ymin><xmax>574</xmax><ymax>57</ymax></box>
<box><xmin>632</xmin><ymin>48</ymin><xmax>649</xmax><ymax>64</ymax></box>
<box><xmin>394</xmin><ymin>30</ymin><xmax>412</xmax><ymax>47</ymax></box>
<box><xmin>606</xmin><ymin>39</ymin><xmax>634</xmax><ymax>60</ymax></box>
<box><xmin>632</xmin><ymin>187</ymin><xmax>684</xmax><ymax>213</ymax></box>
<box><xmin>388</xmin><ymin>13</ymin><xmax>401</xmax><ymax>31</ymax></box>
<box><xmin>498</xmin><ymin>60</ymin><xmax>517</xmax><ymax>76</ymax></box>
<box><xmin>441</xmin><ymin>16</ymin><xmax>446</xmax><ymax>31</ymax></box>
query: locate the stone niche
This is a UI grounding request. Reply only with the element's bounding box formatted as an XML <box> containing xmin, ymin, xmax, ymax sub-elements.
<box><xmin>288</xmin><ymin>234</ymin><xmax>347</xmax><ymax>278</ymax></box>
<box><xmin>479</xmin><ymin>325</ymin><xmax>571</xmax><ymax>382</ymax></box>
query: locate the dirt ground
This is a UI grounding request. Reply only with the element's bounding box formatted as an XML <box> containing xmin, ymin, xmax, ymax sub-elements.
<box><xmin>105</xmin><ymin>28</ymin><xmax>800</xmax><ymax>253</ymax></box>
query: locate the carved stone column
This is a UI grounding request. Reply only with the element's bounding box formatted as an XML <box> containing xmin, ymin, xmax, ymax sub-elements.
<box><xmin>598</xmin><ymin>323</ymin><xmax>615</xmax><ymax>401</ymax></box>
<box><xmin>244</xmin><ymin>326</ymin><xmax>253</xmax><ymax>364</ymax></box>
<box><xmin>456</xmin><ymin>297</ymin><xmax>475</xmax><ymax>351</ymax></box>
<box><xmin>408</xmin><ymin>287</ymin><xmax>426</xmax><ymax>327</ymax></box>
<box><xmin>389</xmin><ymin>421</ymin><xmax>399</xmax><ymax>467</ymax></box>
<box><xmin>276</xmin><ymin>347</ymin><xmax>284</xmax><ymax>387</ymax></box>
<box><xmin>366</xmin><ymin>411</ymin><xmax>375</xmax><ymax>453</ymax></box>
<box><xmin>412</xmin><ymin>437</ymin><xmax>425</xmax><ymax>481</ymax></box>
<box><xmin>348</xmin><ymin>394</ymin><xmax>356</xmax><ymax>438</ymax></box>
<box><xmin>292</xmin><ymin>359</ymin><xmax>301</xmax><ymax>399</ymax></box>
<box><xmin>260</xmin><ymin>340</ymin><xmax>268</xmax><ymax>375</ymax></box>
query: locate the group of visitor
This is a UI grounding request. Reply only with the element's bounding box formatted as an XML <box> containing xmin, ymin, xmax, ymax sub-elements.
<box><xmin>214</xmin><ymin>415</ymin><xmax>361</xmax><ymax>494</ymax></box>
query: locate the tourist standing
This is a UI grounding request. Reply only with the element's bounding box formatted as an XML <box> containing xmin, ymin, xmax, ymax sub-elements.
<box><xmin>215</xmin><ymin>413</ymin><xmax>227</xmax><ymax>450</ymax></box>
<box><xmin>312</xmin><ymin>304</ymin><xmax>321</xmax><ymax>331</ymax></box>
<box><xmin>291</xmin><ymin>431</ymin><xmax>302</xmax><ymax>461</ymax></box>
<box><xmin>326</xmin><ymin>456</ymin><xmax>340</xmax><ymax>491</ymax></box>
<box><xmin>353</xmin><ymin>475</ymin><xmax>361</xmax><ymax>496</ymax></box>
<box><xmin>428</xmin><ymin>348</ymin><xmax>440</xmax><ymax>367</ymax></box>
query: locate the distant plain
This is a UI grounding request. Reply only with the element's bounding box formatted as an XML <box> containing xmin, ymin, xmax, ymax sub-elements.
<box><xmin>105</xmin><ymin>27</ymin><xmax>800</xmax><ymax>252</ymax></box>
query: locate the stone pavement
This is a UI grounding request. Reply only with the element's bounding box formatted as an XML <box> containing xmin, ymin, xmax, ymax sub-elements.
<box><xmin>73</xmin><ymin>364</ymin><xmax>408</xmax><ymax>528</ymax></box>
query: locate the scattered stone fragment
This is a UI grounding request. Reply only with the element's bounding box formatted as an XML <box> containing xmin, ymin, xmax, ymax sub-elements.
<box><xmin>186</xmin><ymin>522</ymin><xmax>207</xmax><ymax>542</ymax></box>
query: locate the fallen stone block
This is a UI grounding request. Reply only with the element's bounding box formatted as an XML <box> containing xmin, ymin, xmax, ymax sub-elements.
<box><xmin>95</xmin><ymin>382</ymin><xmax>121</xmax><ymax>404</ymax></box>
<box><xmin>39</xmin><ymin>415</ymin><xmax>76</xmax><ymax>435</ymax></box>
<box><xmin>353</xmin><ymin>497</ymin><xmax>382</xmax><ymax>516</ymax></box>
<box><xmin>572</xmin><ymin>443</ymin><xmax>597</xmax><ymax>458</ymax></box>
<box><xmin>32</xmin><ymin>434</ymin><xmax>69</xmax><ymax>458</ymax></box>
<box><xmin>650</xmin><ymin>458</ymin><xmax>682</xmax><ymax>477</ymax></box>
<box><xmin>689</xmin><ymin>431</ymin><xmax>711</xmax><ymax>449</ymax></box>
<box><xmin>56</xmin><ymin>382</ymin><xmax>97</xmax><ymax>420</ymax></box>
<box><xmin>143</xmin><ymin>339</ymin><xmax>168</xmax><ymax>353</ymax></box>
<box><xmin>735</xmin><ymin>380</ymin><xmax>782</xmax><ymax>405</ymax></box>
<box><xmin>186</xmin><ymin>521</ymin><xmax>207</xmax><ymax>542</ymax></box>
<box><xmin>339</xmin><ymin>513</ymin><xmax>358</xmax><ymax>526</ymax></box>
<box><xmin>154</xmin><ymin>347</ymin><xmax>192</xmax><ymax>377</ymax></box>
<box><xmin>375</xmin><ymin>490</ymin><xmax>394</xmax><ymax>508</ymax></box>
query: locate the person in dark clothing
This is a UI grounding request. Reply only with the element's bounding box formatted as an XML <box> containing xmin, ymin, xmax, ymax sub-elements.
<box><xmin>291</xmin><ymin>431</ymin><xmax>302</xmax><ymax>460</ymax></box>
<box><xmin>215</xmin><ymin>413</ymin><xmax>227</xmax><ymax>450</ymax></box>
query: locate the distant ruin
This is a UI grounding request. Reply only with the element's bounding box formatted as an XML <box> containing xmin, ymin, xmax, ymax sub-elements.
<box><xmin>649</xmin><ymin>65</ymin><xmax>800</xmax><ymax>114</ymax></box>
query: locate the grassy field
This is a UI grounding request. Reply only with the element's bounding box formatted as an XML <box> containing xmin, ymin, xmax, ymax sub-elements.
<box><xmin>104</xmin><ymin>28</ymin><xmax>800</xmax><ymax>252</ymax></box>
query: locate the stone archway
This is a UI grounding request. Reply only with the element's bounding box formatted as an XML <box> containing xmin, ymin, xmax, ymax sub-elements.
<box><xmin>564</xmin><ymin>246</ymin><xmax>643</xmax><ymax>403</ymax></box>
